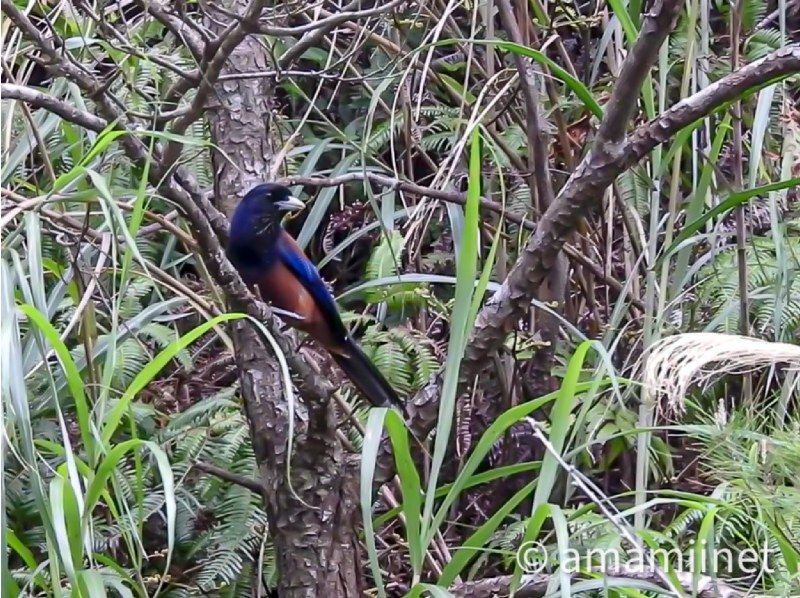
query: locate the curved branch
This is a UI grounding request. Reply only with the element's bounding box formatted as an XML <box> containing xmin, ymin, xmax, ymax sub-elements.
<box><xmin>279</xmin><ymin>172</ymin><xmax>644</xmax><ymax>311</ymax></box>
<box><xmin>375</xmin><ymin>9</ymin><xmax>800</xmax><ymax>485</ymax></box>
<box><xmin>276</xmin><ymin>0</ymin><xmax>402</xmax><ymax>68</ymax></box>
<box><xmin>134</xmin><ymin>0</ymin><xmax>206</xmax><ymax>61</ymax></box>
<box><xmin>258</xmin><ymin>0</ymin><xmax>404</xmax><ymax>37</ymax></box>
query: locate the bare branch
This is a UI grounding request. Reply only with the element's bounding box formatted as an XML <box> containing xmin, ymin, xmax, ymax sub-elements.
<box><xmin>280</xmin><ymin>173</ymin><xmax>645</xmax><ymax>310</ymax></box>
<box><xmin>458</xmin><ymin>37</ymin><xmax>800</xmax><ymax>422</ymax></box>
<box><xmin>1</xmin><ymin>83</ymin><xmax>108</xmax><ymax>131</ymax></box>
<box><xmin>258</xmin><ymin>0</ymin><xmax>404</xmax><ymax>37</ymax></box>
<box><xmin>626</xmin><ymin>44</ymin><xmax>800</xmax><ymax>164</ymax></box>
<box><xmin>192</xmin><ymin>462</ymin><xmax>266</xmax><ymax>494</ymax></box>
<box><xmin>756</xmin><ymin>0</ymin><xmax>800</xmax><ymax>30</ymax></box>
<box><xmin>496</xmin><ymin>0</ymin><xmax>555</xmax><ymax>210</ymax></box>
<box><xmin>458</xmin><ymin>0</ymin><xmax>679</xmax><ymax>390</ymax></box>
<box><xmin>276</xmin><ymin>0</ymin><xmax>402</xmax><ymax>67</ymax></box>
<box><xmin>160</xmin><ymin>0</ymin><xmax>269</xmax><ymax>169</ymax></box>
<box><xmin>77</xmin><ymin>0</ymin><xmax>200</xmax><ymax>83</ymax></box>
<box><xmin>133</xmin><ymin>0</ymin><xmax>206</xmax><ymax>61</ymax></box>
<box><xmin>596</xmin><ymin>0</ymin><xmax>683</xmax><ymax>144</ymax></box>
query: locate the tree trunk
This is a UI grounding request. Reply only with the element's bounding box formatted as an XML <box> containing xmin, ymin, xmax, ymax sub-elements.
<box><xmin>234</xmin><ymin>325</ymin><xmax>363</xmax><ymax>596</ymax></box>
<box><xmin>203</xmin><ymin>2</ymin><xmax>363</xmax><ymax>594</ymax></box>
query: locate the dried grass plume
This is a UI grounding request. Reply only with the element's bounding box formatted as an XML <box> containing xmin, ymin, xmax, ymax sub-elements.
<box><xmin>642</xmin><ymin>333</ymin><xmax>800</xmax><ymax>413</ymax></box>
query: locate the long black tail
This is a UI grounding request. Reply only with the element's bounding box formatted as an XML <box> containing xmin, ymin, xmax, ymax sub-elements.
<box><xmin>333</xmin><ymin>336</ymin><xmax>402</xmax><ymax>409</ymax></box>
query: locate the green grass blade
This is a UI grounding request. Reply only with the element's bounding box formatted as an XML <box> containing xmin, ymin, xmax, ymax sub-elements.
<box><xmin>429</xmin><ymin>381</ymin><xmax>610</xmax><ymax>544</ymax></box>
<box><xmin>531</xmin><ymin>341</ymin><xmax>594</xmax><ymax>509</ymax></box>
<box><xmin>437</xmin><ymin>480</ymin><xmax>536</xmax><ymax>585</ymax></box>
<box><xmin>372</xmin><ymin>461</ymin><xmax>541</xmax><ymax>529</ymax></box>
<box><xmin>82</xmin><ymin>438</ymin><xmax>176</xmax><ymax>594</ymax></box>
<box><xmin>19</xmin><ymin>304</ymin><xmax>95</xmax><ymax>463</ymax></box>
<box><xmin>360</xmin><ymin>408</ymin><xmax>389</xmax><ymax>598</ymax></box>
<box><xmin>489</xmin><ymin>42</ymin><xmax>603</xmax><ymax>118</ymax></box>
<box><xmin>421</xmin><ymin>129</ymin><xmax>481</xmax><ymax>545</ymax></box>
<box><xmin>384</xmin><ymin>411</ymin><xmax>424</xmax><ymax>578</ymax></box>
<box><xmin>661</xmin><ymin>177</ymin><xmax>800</xmax><ymax>261</ymax></box>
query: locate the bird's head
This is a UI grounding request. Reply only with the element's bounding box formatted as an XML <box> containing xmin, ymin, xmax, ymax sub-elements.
<box><xmin>230</xmin><ymin>183</ymin><xmax>305</xmax><ymax>238</ymax></box>
<box><xmin>239</xmin><ymin>183</ymin><xmax>305</xmax><ymax>215</ymax></box>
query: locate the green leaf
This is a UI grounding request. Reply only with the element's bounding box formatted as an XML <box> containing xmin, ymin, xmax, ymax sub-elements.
<box><xmin>19</xmin><ymin>304</ymin><xmax>95</xmax><ymax>463</ymax></box>
<box><xmin>661</xmin><ymin>177</ymin><xmax>800</xmax><ymax>262</ymax></box>
<box><xmin>83</xmin><ymin>439</ymin><xmax>176</xmax><ymax>595</ymax></box>
<box><xmin>438</xmin><ymin>480</ymin><xmax>537</xmax><ymax>585</ymax></box>
<box><xmin>428</xmin><ymin>380</ymin><xmax>612</xmax><ymax>547</ymax></box>
<box><xmin>361</xmin><ymin>408</ymin><xmax>389</xmax><ymax>598</ymax></box>
<box><xmin>489</xmin><ymin>42</ymin><xmax>603</xmax><ymax>119</ymax></box>
<box><xmin>421</xmin><ymin>128</ymin><xmax>482</xmax><ymax>546</ymax></box>
<box><xmin>532</xmin><ymin>341</ymin><xmax>593</xmax><ymax>508</ymax></box>
<box><xmin>49</xmin><ymin>475</ymin><xmax>79</xmax><ymax>584</ymax></box>
<box><xmin>372</xmin><ymin>461</ymin><xmax>541</xmax><ymax>529</ymax></box>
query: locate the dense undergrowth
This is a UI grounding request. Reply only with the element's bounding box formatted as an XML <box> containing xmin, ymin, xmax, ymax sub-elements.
<box><xmin>2</xmin><ymin>0</ymin><xmax>799</xmax><ymax>595</ymax></box>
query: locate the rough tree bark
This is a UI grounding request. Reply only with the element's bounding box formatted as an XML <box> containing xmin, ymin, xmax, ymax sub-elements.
<box><xmin>202</xmin><ymin>2</ymin><xmax>363</xmax><ymax>594</ymax></box>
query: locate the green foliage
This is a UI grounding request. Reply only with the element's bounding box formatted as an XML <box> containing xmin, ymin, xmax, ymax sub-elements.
<box><xmin>696</xmin><ymin>229</ymin><xmax>800</xmax><ymax>341</ymax></box>
<box><xmin>361</xmin><ymin>326</ymin><xmax>438</xmax><ymax>395</ymax></box>
<box><xmin>3</xmin><ymin>0</ymin><xmax>799</xmax><ymax>595</ymax></box>
<box><xmin>164</xmin><ymin>391</ymin><xmax>273</xmax><ymax>596</ymax></box>
<box><xmin>363</xmin><ymin>230</ymin><xmax>416</xmax><ymax>309</ymax></box>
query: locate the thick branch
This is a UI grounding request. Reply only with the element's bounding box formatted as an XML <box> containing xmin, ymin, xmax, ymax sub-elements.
<box><xmin>596</xmin><ymin>0</ymin><xmax>683</xmax><ymax>144</ymax></box>
<box><xmin>457</xmin><ymin>0</ymin><xmax>675</xmax><ymax>390</ymax></box>
<box><xmin>626</xmin><ymin>43</ymin><xmax>800</xmax><ymax>164</ymax></box>
<box><xmin>457</xmin><ymin>41</ymin><xmax>800</xmax><ymax>433</ymax></box>
<box><xmin>369</xmin><ymin>2</ymin><xmax>798</xmax><ymax>485</ymax></box>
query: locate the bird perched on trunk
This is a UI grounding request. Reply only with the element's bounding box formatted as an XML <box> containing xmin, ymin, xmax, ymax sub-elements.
<box><xmin>227</xmin><ymin>182</ymin><xmax>402</xmax><ymax>409</ymax></box>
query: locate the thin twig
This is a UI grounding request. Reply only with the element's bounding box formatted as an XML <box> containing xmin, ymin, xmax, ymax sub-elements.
<box><xmin>278</xmin><ymin>172</ymin><xmax>645</xmax><ymax>311</ymax></box>
<box><xmin>193</xmin><ymin>461</ymin><xmax>266</xmax><ymax>494</ymax></box>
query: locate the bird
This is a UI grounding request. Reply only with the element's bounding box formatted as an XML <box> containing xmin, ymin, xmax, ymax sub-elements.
<box><xmin>227</xmin><ymin>182</ymin><xmax>402</xmax><ymax>410</ymax></box>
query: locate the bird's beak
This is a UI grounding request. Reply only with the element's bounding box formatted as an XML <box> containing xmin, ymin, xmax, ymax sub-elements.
<box><xmin>275</xmin><ymin>195</ymin><xmax>304</xmax><ymax>212</ymax></box>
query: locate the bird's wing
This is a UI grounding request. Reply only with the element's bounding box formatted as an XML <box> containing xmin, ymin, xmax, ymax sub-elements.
<box><xmin>275</xmin><ymin>230</ymin><xmax>349</xmax><ymax>341</ymax></box>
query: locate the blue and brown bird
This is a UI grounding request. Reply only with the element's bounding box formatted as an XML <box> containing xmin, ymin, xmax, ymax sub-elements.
<box><xmin>227</xmin><ymin>182</ymin><xmax>402</xmax><ymax>409</ymax></box>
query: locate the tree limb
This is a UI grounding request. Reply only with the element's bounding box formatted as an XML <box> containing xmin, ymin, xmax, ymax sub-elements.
<box><xmin>160</xmin><ymin>0</ymin><xmax>269</xmax><ymax>169</ymax></box>
<box><xmin>279</xmin><ymin>172</ymin><xmax>645</xmax><ymax>310</ymax></box>
<box><xmin>192</xmin><ymin>461</ymin><xmax>266</xmax><ymax>494</ymax></box>
<box><xmin>133</xmin><ymin>0</ymin><xmax>206</xmax><ymax>61</ymax></box>
<box><xmin>275</xmin><ymin>0</ymin><xmax>403</xmax><ymax>68</ymax></box>
<box><xmin>1</xmin><ymin>83</ymin><xmax>107</xmax><ymax>131</ymax></box>
<box><xmin>371</xmin><ymin>0</ymin><xmax>799</xmax><ymax>485</ymax></box>
<box><xmin>257</xmin><ymin>0</ymin><xmax>404</xmax><ymax>37</ymax></box>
